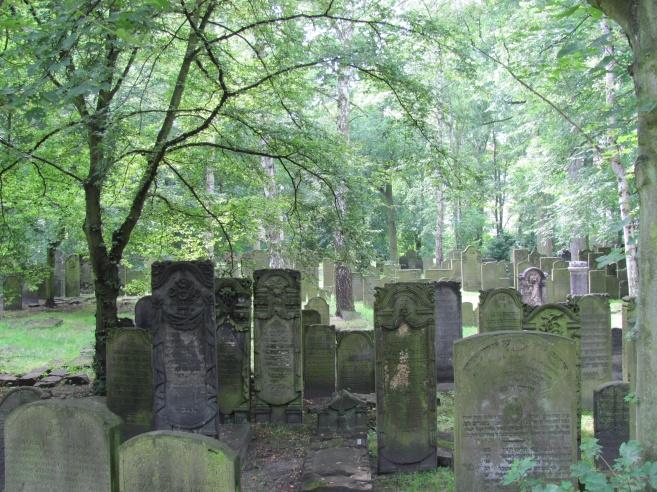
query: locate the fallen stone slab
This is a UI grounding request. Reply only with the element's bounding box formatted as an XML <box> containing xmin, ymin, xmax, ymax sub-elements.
<box><xmin>302</xmin><ymin>446</ymin><xmax>372</xmax><ymax>491</ymax></box>
<box><xmin>49</xmin><ymin>368</ymin><xmax>69</xmax><ymax>378</ymax></box>
<box><xmin>64</xmin><ymin>373</ymin><xmax>90</xmax><ymax>386</ymax></box>
<box><xmin>16</xmin><ymin>366</ymin><xmax>50</xmax><ymax>386</ymax></box>
<box><xmin>0</xmin><ymin>375</ymin><xmax>19</xmax><ymax>387</ymax></box>
<box><xmin>34</xmin><ymin>375</ymin><xmax>63</xmax><ymax>388</ymax></box>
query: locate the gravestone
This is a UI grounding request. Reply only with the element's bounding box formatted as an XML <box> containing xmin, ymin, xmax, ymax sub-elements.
<box><xmin>594</xmin><ymin>382</ymin><xmax>629</xmax><ymax>467</ymax></box>
<box><xmin>119</xmin><ymin>431</ymin><xmax>240</xmax><ymax>492</ymax></box>
<box><xmin>64</xmin><ymin>254</ymin><xmax>81</xmax><ymax>297</ymax></box>
<box><xmin>518</xmin><ymin>267</ymin><xmax>546</xmax><ymax>306</ymax></box>
<box><xmin>523</xmin><ymin>303</ymin><xmax>580</xmax><ymax>340</ymax></box>
<box><xmin>375</xmin><ymin>282</ymin><xmax>437</xmax><ymax>473</ymax></box>
<box><xmin>569</xmin><ymin>261</ymin><xmax>589</xmax><ymax>295</ymax></box>
<box><xmin>214</xmin><ymin>278</ymin><xmax>252</xmax><ymax>424</ymax></box>
<box><xmin>605</xmin><ymin>274</ymin><xmax>620</xmax><ymax>299</ymax></box>
<box><xmin>481</xmin><ymin>262</ymin><xmax>509</xmax><ymax>290</ymax></box>
<box><xmin>80</xmin><ymin>257</ymin><xmax>94</xmax><ymax>294</ymax></box>
<box><xmin>316</xmin><ymin>390</ymin><xmax>368</xmax><ymax>437</ymax></box>
<box><xmin>512</xmin><ymin>248</ymin><xmax>529</xmax><ymax>286</ymax></box>
<box><xmin>54</xmin><ymin>250</ymin><xmax>65</xmax><ymax>297</ymax></box>
<box><xmin>589</xmin><ymin>269</ymin><xmax>607</xmax><ymax>294</ymax></box>
<box><xmin>253</xmin><ymin>269</ymin><xmax>303</xmax><ymax>424</ymax></box>
<box><xmin>398</xmin><ymin>269</ymin><xmax>421</xmax><ymax>282</ymax></box>
<box><xmin>4</xmin><ymin>399</ymin><xmax>122</xmax><ymax>492</ymax></box>
<box><xmin>460</xmin><ymin>246</ymin><xmax>481</xmax><ymax>291</ymax></box>
<box><xmin>461</xmin><ymin>301</ymin><xmax>475</xmax><ymax>327</ymax></box>
<box><xmin>134</xmin><ymin>295</ymin><xmax>153</xmax><ymax>330</ymax></box>
<box><xmin>611</xmin><ymin>328</ymin><xmax>623</xmax><ymax>380</ymax></box>
<box><xmin>363</xmin><ymin>274</ymin><xmax>381</xmax><ymax>307</ymax></box>
<box><xmin>435</xmin><ymin>281</ymin><xmax>462</xmax><ymax>385</ymax></box>
<box><xmin>454</xmin><ymin>331</ymin><xmax>578</xmax><ymax>491</ymax></box>
<box><xmin>322</xmin><ymin>260</ymin><xmax>335</xmax><ymax>289</ymax></box>
<box><xmin>2</xmin><ymin>275</ymin><xmax>22</xmax><ymax>311</ymax></box>
<box><xmin>527</xmin><ymin>250</ymin><xmax>542</xmax><ymax>267</ymax></box>
<box><xmin>305</xmin><ymin>296</ymin><xmax>330</xmax><ymax>325</ymax></box>
<box><xmin>572</xmin><ymin>295</ymin><xmax>612</xmax><ymax>410</ymax></box>
<box><xmin>552</xmin><ymin>267</ymin><xmax>571</xmax><ymax>302</ymax></box>
<box><xmin>539</xmin><ymin>257</ymin><xmax>561</xmax><ymax>274</ymax></box>
<box><xmin>0</xmin><ymin>387</ymin><xmax>45</xmax><ymax>489</ymax></box>
<box><xmin>151</xmin><ymin>260</ymin><xmax>218</xmax><ymax>435</ymax></box>
<box><xmin>336</xmin><ymin>330</ymin><xmax>375</xmax><ymax>394</ymax></box>
<box><xmin>107</xmin><ymin>328</ymin><xmax>154</xmax><ymax>438</ymax></box>
<box><xmin>478</xmin><ymin>288</ymin><xmax>524</xmax><ymax>333</ymax></box>
<box><xmin>303</xmin><ymin>324</ymin><xmax>336</xmax><ymax>398</ymax></box>
<box><xmin>302</xmin><ymin>309</ymin><xmax>321</xmax><ymax>330</ymax></box>
<box><xmin>352</xmin><ymin>273</ymin><xmax>364</xmax><ymax>302</ymax></box>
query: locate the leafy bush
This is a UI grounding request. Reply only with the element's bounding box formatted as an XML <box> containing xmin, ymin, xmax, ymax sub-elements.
<box><xmin>123</xmin><ymin>278</ymin><xmax>150</xmax><ymax>296</ymax></box>
<box><xmin>483</xmin><ymin>232</ymin><xmax>516</xmax><ymax>261</ymax></box>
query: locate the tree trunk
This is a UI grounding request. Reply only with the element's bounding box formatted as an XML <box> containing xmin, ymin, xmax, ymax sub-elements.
<box><xmin>382</xmin><ymin>182</ymin><xmax>398</xmax><ymax>264</ymax></box>
<box><xmin>568</xmin><ymin>157</ymin><xmax>588</xmax><ymax>258</ymax></box>
<box><xmin>435</xmin><ymin>182</ymin><xmax>445</xmax><ymax>265</ymax></box>
<box><xmin>205</xmin><ymin>164</ymin><xmax>215</xmax><ymax>261</ymax></box>
<box><xmin>44</xmin><ymin>241</ymin><xmax>58</xmax><ymax>308</ymax></box>
<box><xmin>261</xmin><ymin>154</ymin><xmax>284</xmax><ymax>268</ymax></box>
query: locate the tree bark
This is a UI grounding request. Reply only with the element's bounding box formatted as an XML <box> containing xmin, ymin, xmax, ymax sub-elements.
<box><xmin>435</xmin><ymin>181</ymin><xmax>445</xmax><ymax>265</ymax></box>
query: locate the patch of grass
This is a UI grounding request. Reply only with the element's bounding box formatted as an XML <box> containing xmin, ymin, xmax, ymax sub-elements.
<box><xmin>375</xmin><ymin>468</ymin><xmax>454</xmax><ymax>491</ymax></box>
<box><xmin>437</xmin><ymin>391</ymin><xmax>455</xmax><ymax>433</ymax></box>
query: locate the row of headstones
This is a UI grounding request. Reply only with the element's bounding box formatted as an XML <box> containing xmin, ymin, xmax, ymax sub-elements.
<box><xmin>0</xmin><ymin>389</ymin><xmax>240</xmax><ymax>491</ymax></box>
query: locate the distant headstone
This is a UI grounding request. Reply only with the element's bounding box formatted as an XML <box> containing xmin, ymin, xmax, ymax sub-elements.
<box><xmin>461</xmin><ymin>302</ymin><xmax>475</xmax><ymax>327</ymax></box>
<box><xmin>302</xmin><ymin>309</ymin><xmax>321</xmax><ymax>329</ymax></box>
<box><xmin>594</xmin><ymin>382</ymin><xmax>629</xmax><ymax>467</ymax></box>
<box><xmin>611</xmin><ymin>328</ymin><xmax>623</xmax><ymax>381</ymax></box>
<box><xmin>54</xmin><ymin>250</ymin><xmax>65</xmax><ymax>297</ymax></box>
<box><xmin>80</xmin><ymin>257</ymin><xmax>94</xmax><ymax>294</ymax></box>
<box><xmin>352</xmin><ymin>273</ymin><xmax>364</xmax><ymax>302</ymax></box>
<box><xmin>151</xmin><ymin>260</ymin><xmax>218</xmax><ymax>435</ymax></box>
<box><xmin>435</xmin><ymin>281</ymin><xmax>462</xmax><ymax>384</ymax></box>
<box><xmin>375</xmin><ymin>282</ymin><xmax>437</xmax><ymax>473</ymax></box>
<box><xmin>336</xmin><ymin>330</ymin><xmax>375</xmax><ymax>394</ymax></box>
<box><xmin>589</xmin><ymin>269</ymin><xmax>607</xmax><ymax>294</ymax></box>
<box><xmin>303</xmin><ymin>324</ymin><xmax>336</xmax><ymax>398</ymax></box>
<box><xmin>119</xmin><ymin>431</ymin><xmax>240</xmax><ymax>492</ymax></box>
<box><xmin>253</xmin><ymin>269</ymin><xmax>303</xmax><ymax>424</ymax></box>
<box><xmin>107</xmin><ymin>328</ymin><xmax>154</xmax><ymax>438</ymax></box>
<box><xmin>398</xmin><ymin>269</ymin><xmax>421</xmax><ymax>281</ymax></box>
<box><xmin>305</xmin><ymin>296</ymin><xmax>330</xmax><ymax>325</ymax></box>
<box><xmin>478</xmin><ymin>288</ymin><xmax>524</xmax><ymax>333</ymax></box>
<box><xmin>64</xmin><ymin>254</ymin><xmax>81</xmax><ymax>297</ymax></box>
<box><xmin>460</xmin><ymin>246</ymin><xmax>481</xmax><ymax>291</ymax></box>
<box><xmin>322</xmin><ymin>260</ymin><xmax>335</xmax><ymax>289</ymax></box>
<box><xmin>2</xmin><ymin>275</ymin><xmax>22</xmax><ymax>311</ymax></box>
<box><xmin>4</xmin><ymin>399</ymin><xmax>122</xmax><ymax>492</ymax></box>
<box><xmin>363</xmin><ymin>274</ymin><xmax>381</xmax><ymax>307</ymax></box>
<box><xmin>316</xmin><ymin>390</ymin><xmax>369</xmax><ymax>437</ymax></box>
<box><xmin>518</xmin><ymin>267</ymin><xmax>546</xmax><ymax>306</ymax></box>
<box><xmin>134</xmin><ymin>295</ymin><xmax>153</xmax><ymax>330</ymax></box>
<box><xmin>480</xmin><ymin>262</ymin><xmax>509</xmax><ymax>290</ymax></box>
<box><xmin>552</xmin><ymin>267</ymin><xmax>571</xmax><ymax>302</ymax></box>
<box><xmin>214</xmin><ymin>278</ymin><xmax>252</xmax><ymax>424</ymax></box>
<box><xmin>569</xmin><ymin>261</ymin><xmax>589</xmax><ymax>295</ymax></box>
<box><xmin>454</xmin><ymin>331</ymin><xmax>578</xmax><ymax>491</ymax></box>
<box><xmin>572</xmin><ymin>295</ymin><xmax>612</xmax><ymax>410</ymax></box>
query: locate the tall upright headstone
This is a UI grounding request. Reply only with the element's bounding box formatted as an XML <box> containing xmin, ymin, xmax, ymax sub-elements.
<box><xmin>589</xmin><ymin>269</ymin><xmax>607</xmax><ymax>294</ymax></box>
<box><xmin>214</xmin><ymin>278</ymin><xmax>252</xmax><ymax>424</ymax></box>
<box><xmin>460</xmin><ymin>246</ymin><xmax>481</xmax><ymax>291</ymax></box>
<box><xmin>478</xmin><ymin>288</ymin><xmax>524</xmax><ymax>333</ymax></box>
<box><xmin>305</xmin><ymin>296</ymin><xmax>330</xmax><ymax>325</ymax></box>
<box><xmin>375</xmin><ymin>283</ymin><xmax>437</xmax><ymax>473</ymax></box>
<box><xmin>2</xmin><ymin>275</ymin><xmax>22</xmax><ymax>311</ymax></box>
<box><xmin>435</xmin><ymin>281</ymin><xmax>462</xmax><ymax>385</ymax></box>
<box><xmin>119</xmin><ymin>431</ymin><xmax>240</xmax><ymax>492</ymax></box>
<box><xmin>454</xmin><ymin>331</ymin><xmax>578</xmax><ymax>491</ymax></box>
<box><xmin>352</xmin><ymin>273</ymin><xmax>364</xmax><ymax>302</ymax></box>
<box><xmin>151</xmin><ymin>260</ymin><xmax>218</xmax><ymax>435</ymax></box>
<box><xmin>64</xmin><ymin>254</ymin><xmax>81</xmax><ymax>297</ymax></box>
<box><xmin>303</xmin><ymin>324</ymin><xmax>336</xmax><ymax>398</ymax></box>
<box><xmin>336</xmin><ymin>330</ymin><xmax>375</xmax><ymax>394</ymax></box>
<box><xmin>80</xmin><ymin>257</ymin><xmax>94</xmax><ymax>294</ymax></box>
<box><xmin>572</xmin><ymin>295</ymin><xmax>612</xmax><ymax>411</ymax></box>
<box><xmin>594</xmin><ymin>382</ymin><xmax>629</xmax><ymax>468</ymax></box>
<box><xmin>461</xmin><ymin>301</ymin><xmax>476</xmax><ymax>327</ymax></box>
<box><xmin>518</xmin><ymin>267</ymin><xmax>546</xmax><ymax>306</ymax></box>
<box><xmin>253</xmin><ymin>269</ymin><xmax>303</xmax><ymax>424</ymax></box>
<box><xmin>134</xmin><ymin>295</ymin><xmax>153</xmax><ymax>330</ymax></box>
<box><xmin>107</xmin><ymin>328</ymin><xmax>154</xmax><ymax>438</ymax></box>
<box><xmin>569</xmin><ymin>261</ymin><xmax>589</xmax><ymax>295</ymax></box>
<box><xmin>4</xmin><ymin>399</ymin><xmax>122</xmax><ymax>492</ymax></box>
<box><xmin>512</xmin><ymin>248</ymin><xmax>529</xmax><ymax>288</ymax></box>
<box><xmin>322</xmin><ymin>260</ymin><xmax>335</xmax><ymax>290</ymax></box>
<box><xmin>552</xmin><ymin>266</ymin><xmax>571</xmax><ymax>302</ymax></box>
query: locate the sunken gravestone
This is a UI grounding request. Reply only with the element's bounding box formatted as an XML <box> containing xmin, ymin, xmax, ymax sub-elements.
<box><xmin>253</xmin><ymin>269</ymin><xmax>303</xmax><ymax>424</ymax></box>
<box><xmin>478</xmin><ymin>288</ymin><xmax>524</xmax><ymax>333</ymax></box>
<box><xmin>64</xmin><ymin>254</ymin><xmax>81</xmax><ymax>297</ymax></box>
<box><xmin>611</xmin><ymin>328</ymin><xmax>623</xmax><ymax>381</ymax></box>
<box><xmin>2</xmin><ymin>275</ymin><xmax>22</xmax><ymax>311</ymax></box>
<box><xmin>0</xmin><ymin>387</ymin><xmax>45</xmax><ymax>489</ymax></box>
<box><xmin>107</xmin><ymin>328</ymin><xmax>154</xmax><ymax>438</ymax></box>
<box><xmin>303</xmin><ymin>324</ymin><xmax>336</xmax><ymax>398</ymax></box>
<box><xmin>305</xmin><ymin>296</ymin><xmax>330</xmax><ymax>325</ymax></box>
<box><xmin>4</xmin><ymin>399</ymin><xmax>122</xmax><ymax>492</ymax></box>
<box><xmin>316</xmin><ymin>390</ymin><xmax>369</xmax><ymax>437</ymax></box>
<box><xmin>375</xmin><ymin>282</ymin><xmax>437</xmax><ymax>473</ymax></box>
<box><xmin>435</xmin><ymin>281</ymin><xmax>462</xmax><ymax>385</ymax></box>
<box><xmin>454</xmin><ymin>331</ymin><xmax>578</xmax><ymax>491</ymax></box>
<box><xmin>215</xmin><ymin>278</ymin><xmax>252</xmax><ymax>424</ymax></box>
<box><xmin>152</xmin><ymin>261</ymin><xmax>218</xmax><ymax>435</ymax></box>
<box><xmin>594</xmin><ymin>382</ymin><xmax>630</xmax><ymax>468</ymax></box>
<box><xmin>119</xmin><ymin>431</ymin><xmax>240</xmax><ymax>492</ymax></box>
<box><xmin>518</xmin><ymin>267</ymin><xmax>546</xmax><ymax>306</ymax></box>
<box><xmin>134</xmin><ymin>295</ymin><xmax>153</xmax><ymax>330</ymax></box>
<box><xmin>336</xmin><ymin>330</ymin><xmax>375</xmax><ymax>394</ymax></box>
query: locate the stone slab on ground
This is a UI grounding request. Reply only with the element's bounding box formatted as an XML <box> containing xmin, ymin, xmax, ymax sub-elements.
<box><xmin>302</xmin><ymin>445</ymin><xmax>372</xmax><ymax>491</ymax></box>
<box><xmin>218</xmin><ymin>423</ymin><xmax>252</xmax><ymax>467</ymax></box>
<box><xmin>10</xmin><ymin>317</ymin><xmax>63</xmax><ymax>329</ymax></box>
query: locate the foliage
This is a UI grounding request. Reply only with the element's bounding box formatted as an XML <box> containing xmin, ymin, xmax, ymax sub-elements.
<box><xmin>483</xmin><ymin>231</ymin><xmax>516</xmax><ymax>261</ymax></box>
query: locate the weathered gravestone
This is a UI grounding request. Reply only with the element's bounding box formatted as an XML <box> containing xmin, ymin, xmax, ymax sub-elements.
<box><xmin>399</xmin><ymin>250</ymin><xmax>423</xmax><ymax>270</ymax></box>
<box><xmin>398</xmin><ymin>269</ymin><xmax>421</xmax><ymax>282</ymax></box>
<box><xmin>305</xmin><ymin>296</ymin><xmax>330</xmax><ymax>325</ymax></box>
<box><xmin>594</xmin><ymin>382</ymin><xmax>629</xmax><ymax>468</ymax></box>
<box><xmin>461</xmin><ymin>301</ymin><xmax>476</xmax><ymax>327</ymax></box>
<box><xmin>215</xmin><ymin>278</ymin><xmax>251</xmax><ymax>424</ymax></box>
<box><xmin>0</xmin><ymin>387</ymin><xmax>46</xmax><ymax>489</ymax></box>
<box><xmin>611</xmin><ymin>327</ymin><xmax>623</xmax><ymax>381</ymax></box>
<box><xmin>134</xmin><ymin>295</ymin><xmax>153</xmax><ymax>330</ymax></box>
<box><xmin>572</xmin><ymin>295</ymin><xmax>612</xmax><ymax>411</ymax></box>
<box><xmin>107</xmin><ymin>328</ymin><xmax>153</xmax><ymax>438</ymax></box>
<box><xmin>4</xmin><ymin>399</ymin><xmax>122</xmax><ymax>492</ymax></box>
<box><xmin>518</xmin><ymin>267</ymin><xmax>546</xmax><ymax>306</ymax></box>
<box><xmin>302</xmin><ymin>309</ymin><xmax>321</xmax><ymax>330</ymax></box>
<box><xmin>435</xmin><ymin>281</ymin><xmax>462</xmax><ymax>385</ymax></box>
<box><xmin>352</xmin><ymin>272</ymin><xmax>364</xmax><ymax>302</ymax></box>
<box><xmin>481</xmin><ymin>262</ymin><xmax>510</xmax><ymax>290</ymax></box>
<box><xmin>512</xmin><ymin>248</ymin><xmax>529</xmax><ymax>288</ymax></box>
<box><xmin>64</xmin><ymin>254</ymin><xmax>81</xmax><ymax>297</ymax></box>
<box><xmin>454</xmin><ymin>331</ymin><xmax>578</xmax><ymax>492</ymax></box>
<box><xmin>317</xmin><ymin>390</ymin><xmax>368</xmax><ymax>437</ymax></box>
<box><xmin>568</xmin><ymin>261</ymin><xmax>589</xmax><ymax>295</ymax></box>
<box><xmin>253</xmin><ymin>269</ymin><xmax>303</xmax><ymax>424</ymax></box>
<box><xmin>303</xmin><ymin>324</ymin><xmax>336</xmax><ymax>398</ymax></box>
<box><xmin>363</xmin><ymin>274</ymin><xmax>381</xmax><ymax>307</ymax></box>
<box><xmin>589</xmin><ymin>269</ymin><xmax>607</xmax><ymax>294</ymax></box>
<box><xmin>460</xmin><ymin>246</ymin><xmax>481</xmax><ymax>291</ymax></box>
<box><xmin>551</xmin><ymin>266</ymin><xmax>571</xmax><ymax>302</ymax></box>
<box><xmin>478</xmin><ymin>288</ymin><xmax>524</xmax><ymax>333</ymax></box>
<box><xmin>375</xmin><ymin>283</ymin><xmax>437</xmax><ymax>473</ymax></box>
<box><xmin>336</xmin><ymin>330</ymin><xmax>374</xmax><ymax>394</ymax></box>
<box><xmin>152</xmin><ymin>261</ymin><xmax>218</xmax><ymax>435</ymax></box>
<box><xmin>119</xmin><ymin>431</ymin><xmax>240</xmax><ymax>492</ymax></box>
<box><xmin>80</xmin><ymin>257</ymin><xmax>94</xmax><ymax>294</ymax></box>
<box><xmin>2</xmin><ymin>275</ymin><xmax>22</xmax><ymax>311</ymax></box>
<box><xmin>322</xmin><ymin>260</ymin><xmax>335</xmax><ymax>289</ymax></box>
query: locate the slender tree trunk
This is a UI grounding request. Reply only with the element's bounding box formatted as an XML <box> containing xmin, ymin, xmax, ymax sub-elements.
<box><xmin>568</xmin><ymin>157</ymin><xmax>588</xmax><ymax>258</ymax></box>
<box><xmin>261</xmin><ymin>154</ymin><xmax>284</xmax><ymax>268</ymax></box>
<box><xmin>205</xmin><ymin>165</ymin><xmax>215</xmax><ymax>261</ymax></box>
<box><xmin>435</xmin><ymin>180</ymin><xmax>445</xmax><ymax>264</ymax></box>
<box><xmin>44</xmin><ymin>230</ymin><xmax>64</xmax><ymax>308</ymax></box>
<box><xmin>381</xmin><ymin>182</ymin><xmax>398</xmax><ymax>264</ymax></box>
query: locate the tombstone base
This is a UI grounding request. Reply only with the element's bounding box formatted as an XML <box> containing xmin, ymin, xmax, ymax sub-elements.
<box><xmin>217</xmin><ymin>423</ymin><xmax>252</xmax><ymax>467</ymax></box>
<box><xmin>254</xmin><ymin>406</ymin><xmax>303</xmax><ymax>425</ymax></box>
<box><xmin>377</xmin><ymin>451</ymin><xmax>437</xmax><ymax>474</ymax></box>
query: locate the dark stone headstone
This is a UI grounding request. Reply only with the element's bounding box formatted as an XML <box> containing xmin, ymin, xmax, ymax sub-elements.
<box><xmin>107</xmin><ymin>327</ymin><xmax>154</xmax><ymax>438</ymax></box>
<box><xmin>303</xmin><ymin>324</ymin><xmax>336</xmax><ymax>399</ymax></box>
<box><xmin>594</xmin><ymin>382</ymin><xmax>629</xmax><ymax>467</ymax></box>
<box><xmin>478</xmin><ymin>288</ymin><xmax>524</xmax><ymax>333</ymax></box>
<box><xmin>80</xmin><ymin>257</ymin><xmax>94</xmax><ymax>294</ymax></box>
<box><xmin>375</xmin><ymin>282</ymin><xmax>437</xmax><ymax>473</ymax></box>
<box><xmin>2</xmin><ymin>275</ymin><xmax>22</xmax><ymax>311</ymax></box>
<box><xmin>305</xmin><ymin>296</ymin><xmax>330</xmax><ymax>325</ymax></box>
<box><xmin>302</xmin><ymin>309</ymin><xmax>321</xmax><ymax>330</ymax></box>
<box><xmin>253</xmin><ymin>269</ymin><xmax>303</xmax><ymax>424</ymax></box>
<box><xmin>336</xmin><ymin>330</ymin><xmax>374</xmax><ymax>394</ymax></box>
<box><xmin>64</xmin><ymin>254</ymin><xmax>81</xmax><ymax>297</ymax></box>
<box><xmin>134</xmin><ymin>295</ymin><xmax>153</xmax><ymax>330</ymax></box>
<box><xmin>4</xmin><ymin>399</ymin><xmax>122</xmax><ymax>492</ymax></box>
<box><xmin>435</xmin><ymin>281</ymin><xmax>462</xmax><ymax>384</ymax></box>
<box><xmin>317</xmin><ymin>390</ymin><xmax>369</xmax><ymax>437</ymax></box>
<box><xmin>611</xmin><ymin>328</ymin><xmax>623</xmax><ymax>381</ymax></box>
<box><xmin>151</xmin><ymin>260</ymin><xmax>218</xmax><ymax>435</ymax></box>
<box><xmin>214</xmin><ymin>278</ymin><xmax>251</xmax><ymax>424</ymax></box>
<box><xmin>518</xmin><ymin>267</ymin><xmax>546</xmax><ymax>306</ymax></box>
<box><xmin>454</xmin><ymin>331</ymin><xmax>578</xmax><ymax>491</ymax></box>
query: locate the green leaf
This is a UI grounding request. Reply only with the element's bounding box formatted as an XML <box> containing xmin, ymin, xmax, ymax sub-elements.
<box><xmin>616</xmin><ymin>441</ymin><xmax>643</xmax><ymax>469</ymax></box>
<box><xmin>554</xmin><ymin>6</ymin><xmax>580</xmax><ymax>19</ymax></box>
